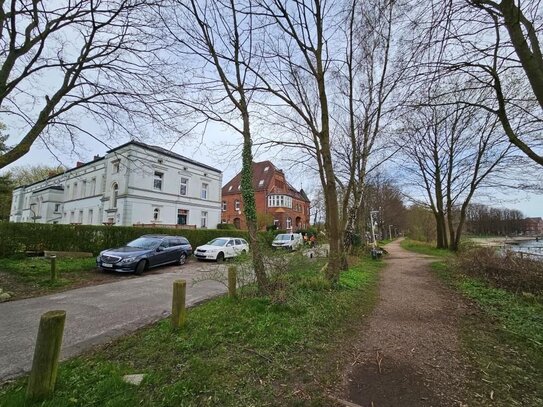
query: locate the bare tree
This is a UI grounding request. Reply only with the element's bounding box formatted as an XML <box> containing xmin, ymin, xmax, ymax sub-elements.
<box><xmin>161</xmin><ymin>0</ymin><xmax>270</xmax><ymax>293</ymax></box>
<box><xmin>250</xmin><ymin>0</ymin><xmax>343</xmax><ymax>283</ymax></box>
<box><xmin>333</xmin><ymin>0</ymin><xmax>414</xmax><ymax>254</ymax></box>
<box><xmin>0</xmin><ymin>0</ymin><xmax>177</xmax><ymax>169</ymax></box>
<box><xmin>466</xmin><ymin>0</ymin><xmax>543</xmax><ymax>166</ymax></box>
<box><xmin>418</xmin><ymin>0</ymin><xmax>543</xmax><ymax>166</ymax></box>
<box><xmin>399</xmin><ymin>85</ymin><xmax>518</xmax><ymax>251</ymax></box>
<box><xmin>465</xmin><ymin>203</ymin><xmax>524</xmax><ymax>235</ymax></box>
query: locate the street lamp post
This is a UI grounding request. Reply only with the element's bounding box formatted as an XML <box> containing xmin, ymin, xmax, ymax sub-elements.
<box><xmin>370</xmin><ymin>210</ymin><xmax>379</xmax><ymax>248</ymax></box>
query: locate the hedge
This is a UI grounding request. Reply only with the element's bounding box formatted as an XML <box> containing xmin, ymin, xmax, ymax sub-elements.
<box><xmin>0</xmin><ymin>222</ymin><xmax>249</xmax><ymax>257</ymax></box>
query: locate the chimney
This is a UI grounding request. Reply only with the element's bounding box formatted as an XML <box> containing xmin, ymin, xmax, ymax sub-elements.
<box><xmin>93</xmin><ymin>155</ymin><xmax>100</xmax><ymax>160</ymax></box>
<box><xmin>76</xmin><ymin>161</ymin><xmax>85</xmax><ymax>167</ymax></box>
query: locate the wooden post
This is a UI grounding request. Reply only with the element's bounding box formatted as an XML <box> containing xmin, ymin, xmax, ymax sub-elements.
<box><xmin>49</xmin><ymin>255</ymin><xmax>57</xmax><ymax>282</ymax></box>
<box><xmin>26</xmin><ymin>310</ymin><xmax>66</xmax><ymax>401</ymax></box>
<box><xmin>228</xmin><ymin>266</ymin><xmax>237</xmax><ymax>298</ymax></box>
<box><xmin>171</xmin><ymin>280</ymin><xmax>187</xmax><ymax>329</ymax></box>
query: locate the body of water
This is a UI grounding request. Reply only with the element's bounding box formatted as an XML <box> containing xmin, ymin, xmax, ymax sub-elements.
<box><xmin>506</xmin><ymin>239</ymin><xmax>543</xmax><ymax>258</ymax></box>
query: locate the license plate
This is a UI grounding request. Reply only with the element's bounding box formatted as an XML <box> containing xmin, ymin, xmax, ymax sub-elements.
<box><xmin>102</xmin><ymin>263</ymin><xmax>113</xmax><ymax>267</ymax></box>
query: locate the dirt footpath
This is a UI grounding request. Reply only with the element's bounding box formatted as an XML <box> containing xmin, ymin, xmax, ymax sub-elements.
<box><xmin>340</xmin><ymin>239</ymin><xmax>468</xmax><ymax>407</ymax></box>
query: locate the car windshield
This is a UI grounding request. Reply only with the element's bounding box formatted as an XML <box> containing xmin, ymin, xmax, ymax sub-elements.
<box><xmin>275</xmin><ymin>234</ymin><xmax>292</xmax><ymax>241</ymax></box>
<box><xmin>127</xmin><ymin>237</ymin><xmax>161</xmax><ymax>249</ymax></box>
<box><xmin>207</xmin><ymin>238</ymin><xmax>228</xmax><ymax>246</ymax></box>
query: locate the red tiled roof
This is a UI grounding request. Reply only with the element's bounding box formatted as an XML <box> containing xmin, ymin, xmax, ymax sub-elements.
<box><xmin>222</xmin><ymin>161</ymin><xmax>309</xmax><ymax>202</ymax></box>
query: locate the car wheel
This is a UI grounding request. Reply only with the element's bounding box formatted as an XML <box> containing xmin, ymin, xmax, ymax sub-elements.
<box><xmin>216</xmin><ymin>252</ymin><xmax>225</xmax><ymax>262</ymax></box>
<box><xmin>241</xmin><ymin>249</ymin><xmax>247</xmax><ymax>255</ymax></box>
<box><xmin>135</xmin><ymin>260</ymin><xmax>146</xmax><ymax>275</ymax></box>
<box><xmin>177</xmin><ymin>252</ymin><xmax>187</xmax><ymax>265</ymax></box>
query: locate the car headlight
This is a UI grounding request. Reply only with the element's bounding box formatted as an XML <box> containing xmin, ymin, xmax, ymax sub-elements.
<box><xmin>120</xmin><ymin>256</ymin><xmax>138</xmax><ymax>264</ymax></box>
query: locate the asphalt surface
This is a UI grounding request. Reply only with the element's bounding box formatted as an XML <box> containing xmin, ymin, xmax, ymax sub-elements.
<box><xmin>0</xmin><ymin>261</ymin><xmax>228</xmax><ymax>382</ymax></box>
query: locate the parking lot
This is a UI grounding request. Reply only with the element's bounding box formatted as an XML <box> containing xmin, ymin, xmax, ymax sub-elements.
<box><xmin>0</xmin><ymin>258</ymin><xmax>230</xmax><ymax>383</ymax></box>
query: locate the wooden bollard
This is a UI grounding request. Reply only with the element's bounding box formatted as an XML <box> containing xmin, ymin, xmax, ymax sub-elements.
<box><xmin>26</xmin><ymin>310</ymin><xmax>66</xmax><ymax>401</ymax></box>
<box><xmin>171</xmin><ymin>280</ymin><xmax>187</xmax><ymax>329</ymax></box>
<box><xmin>228</xmin><ymin>266</ymin><xmax>237</xmax><ymax>298</ymax></box>
<box><xmin>48</xmin><ymin>255</ymin><xmax>57</xmax><ymax>282</ymax></box>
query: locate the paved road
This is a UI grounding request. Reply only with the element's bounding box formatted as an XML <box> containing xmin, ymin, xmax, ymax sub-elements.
<box><xmin>0</xmin><ymin>261</ymin><xmax>229</xmax><ymax>382</ymax></box>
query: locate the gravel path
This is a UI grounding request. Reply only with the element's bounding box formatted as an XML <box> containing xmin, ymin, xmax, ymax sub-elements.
<box><xmin>341</xmin><ymin>239</ymin><xmax>468</xmax><ymax>407</ymax></box>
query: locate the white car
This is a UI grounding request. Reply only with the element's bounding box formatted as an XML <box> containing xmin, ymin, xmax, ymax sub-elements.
<box><xmin>194</xmin><ymin>237</ymin><xmax>249</xmax><ymax>262</ymax></box>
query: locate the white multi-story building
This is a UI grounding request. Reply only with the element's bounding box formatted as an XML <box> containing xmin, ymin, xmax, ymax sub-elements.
<box><xmin>9</xmin><ymin>141</ymin><xmax>222</xmax><ymax>228</ymax></box>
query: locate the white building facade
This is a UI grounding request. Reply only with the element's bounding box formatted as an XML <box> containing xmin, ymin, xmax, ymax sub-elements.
<box><xmin>10</xmin><ymin>141</ymin><xmax>223</xmax><ymax>228</ymax></box>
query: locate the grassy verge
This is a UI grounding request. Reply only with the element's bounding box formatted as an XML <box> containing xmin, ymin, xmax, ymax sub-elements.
<box><xmin>0</xmin><ymin>256</ymin><xmax>384</xmax><ymax>406</ymax></box>
<box><xmin>400</xmin><ymin>238</ymin><xmax>451</xmax><ymax>257</ymax></box>
<box><xmin>431</xmin><ymin>261</ymin><xmax>543</xmax><ymax>406</ymax></box>
<box><xmin>0</xmin><ymin>257</ymin><xmax>103</xmax><ymax>300</ymax></box>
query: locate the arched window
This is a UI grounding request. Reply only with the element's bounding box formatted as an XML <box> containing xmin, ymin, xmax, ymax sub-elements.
<box><xmin>111</xmin><ymin>183</ymin><xmax>119</xmax><ymax>208</ymax></box>
<box><xmin>153</xmin><ymin>208</ymin><xmax>160</xmax><ymax>221</ymax></box>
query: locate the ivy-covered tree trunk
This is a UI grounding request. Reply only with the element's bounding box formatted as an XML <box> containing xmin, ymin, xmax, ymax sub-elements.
<box><xmin>240</xmin><ymin>109</ymin><xmax>270</xmax><ymax>295</ymax></box>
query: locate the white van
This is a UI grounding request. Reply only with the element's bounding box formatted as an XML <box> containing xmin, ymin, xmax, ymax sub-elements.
<box><xmin>271</xmin><ymin>233</ymin><xmax>304</xmax><ymax>251</ymax></box>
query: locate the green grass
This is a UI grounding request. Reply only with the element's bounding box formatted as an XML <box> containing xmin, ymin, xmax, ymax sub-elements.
<box><xmin>400</xmin><ymin>238</ymin><xmax>452</xmax><ymax>257</ymax></box>
<box><xmin>431</xmin><ymin>261</ymin><xmax>543</xmax><ymax>406</ymax></box>
<box><xmin>0</xmin><ymin>256</ymin><xmax>384</xmax><ymax>406</ymax></box>
<box><xmin>0</xmin><ymin>257</ymin><xmax>98</xmax><ymax>299</ymax></box>
<box><xmin>377</xmin><ymin>238</ymin><xmax>394</xmax><ymax>246</ymax></box>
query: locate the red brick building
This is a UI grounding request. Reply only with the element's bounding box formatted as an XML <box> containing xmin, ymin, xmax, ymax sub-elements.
<box><xmin>522</xmin><ymin>217</ymin><xmax>543</xmax><ymax>235</ymax></box>
<box><xmin>221</xmin><ymin>161</ymin><xmax>310</xmax><ymax>230</ymax></box>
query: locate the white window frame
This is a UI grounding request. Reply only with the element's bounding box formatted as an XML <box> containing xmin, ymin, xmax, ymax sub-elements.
<box><xmin>112</xmin><ymin>160</ymin><xmax>120</xmax><ymax>173</ymax></box>
<box><xmin>112</xmin><ymin>183</ymin><xmax>119</xmax><ymax>209</ymax></box>
<box><xmin>88</xmin><ymin>209</ymin><xmax>94</xmax><ymax>224</ymax></box>
<box><xmin>201</xmin><ymin>182</ymin><xmax>208</xmax><ymax>199</ymax></box>
<box><xmin>222</xmin><ymin>201</ymin><xmax>227</xmax><ymax>211</ymax></box>
<box><xmin>235</xmin><ymin>200</ymin><xmax>240</xmax><ymax>211</ymax></box>
<box><xmin>154</xmin><ymin>172</ymin><xmax>163</xmax><ymax>190</ymax></box>
<box><xmin>153</xmin><ymin>208</ymin><xmax>160</xmax><ymax>221</ymax></box>
<box><xmin>180</xmin><ymin>177</ymin><xmax>188</xmax><ymax>196</ymax></box>
<box><xmin>90</xmin><ymin>178</ymin><xmax>96</xmax><ymax>196</ymax></box>
<box><xmin>201</xmin><ymin>211</ymin><xmax>208</xmax><ymax>228</ymax></box>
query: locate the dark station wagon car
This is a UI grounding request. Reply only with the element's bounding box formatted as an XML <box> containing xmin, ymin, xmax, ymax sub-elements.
<box><xmin>96</xmin><ymin>234</ymin><xmax>192</xmax><ymax>274</ymax></box>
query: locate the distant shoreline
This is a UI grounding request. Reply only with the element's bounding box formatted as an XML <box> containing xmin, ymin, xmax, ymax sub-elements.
<box><xmin>470</xmin><ymin>236</ymin><xmax>539</xmax><ymax>246</ymax></box>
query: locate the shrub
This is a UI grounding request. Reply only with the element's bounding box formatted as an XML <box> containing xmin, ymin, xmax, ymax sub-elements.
<box><xmin>216</xmin><ymin>223</ymin><xmax>238</xmax><ymax>230</ymax></box>
<box><xmin>451</xmin><ymin>247</ymin><xmax>543</xmax><ymax>296</ymax></box>
<box><xmin>0</xmin><ymin>223</ymin><xmax>250</xmax><ymax>257</ymax></box>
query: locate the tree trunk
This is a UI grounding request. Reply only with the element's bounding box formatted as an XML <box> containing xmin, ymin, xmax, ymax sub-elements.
<box><xmin>241</xmin><ymin>113</ymin><xmax>269</xmax><ymax>295</ymax></box>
